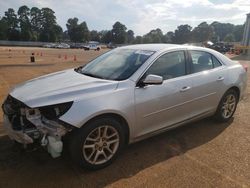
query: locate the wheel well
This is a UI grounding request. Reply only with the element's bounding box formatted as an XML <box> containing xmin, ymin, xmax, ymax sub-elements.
<box><xmin>228</xmin><ymin>86</ymin><xmax>240</xmax><ymax>100</ymax></box>
<box><xmin>85</xmin><ymin>113</ymin><xmax>130</xmax><ymax>145</ymax></box>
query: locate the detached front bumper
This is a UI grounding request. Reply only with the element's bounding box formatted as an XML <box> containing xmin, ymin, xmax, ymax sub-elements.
<box><xmin>2</xmin><ymin>95</ymin><xmax>74</xmax><ymax>158</ymax></box>
<box><xmin>3</xmin><ymin>115</ymin><xmax>35</xmax><ymax>144</ymax></box>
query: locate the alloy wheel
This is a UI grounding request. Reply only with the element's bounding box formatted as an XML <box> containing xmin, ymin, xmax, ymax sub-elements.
<box><xmin>83</xmin><ymin>125</ymin><xmax>120</xmax><ymax>165</ymax></box>
<box><xmin>221</xmin><ymin>94</ymin><xmax>236</xmax><ymax>119</ymax></box>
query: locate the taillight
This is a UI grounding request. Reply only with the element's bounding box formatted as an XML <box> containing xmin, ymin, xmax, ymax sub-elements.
<box><xmin>243</xmin><ymin>64</ymin><xmax>248</xmax><ymax>72</ymax></box>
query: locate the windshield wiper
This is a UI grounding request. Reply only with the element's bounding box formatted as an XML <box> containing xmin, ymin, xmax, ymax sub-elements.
<box><xmin>74</xmin><ymin>66</ymin><xmax>83</xmax><ymax>73</ymax></box>
<box><xmin>74</xmin><ymin>64</ymin><xmax>87</xmax><ymax>73</ymax></box>
<box><xmin>82</xmin><ymin>72</ymin><xmax>105</xmax><ymax>79</ymax></box>
<box><xmin>74</xmin><ymin>67</ymin><xmax>105</xmax><ymax>79</ymax></box>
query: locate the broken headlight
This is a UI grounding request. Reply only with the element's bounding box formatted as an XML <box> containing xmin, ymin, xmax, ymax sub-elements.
<box><xmin>39</xmin><ymin>101</ymin><xmax>73</xmax><ymax>120</ymax></box>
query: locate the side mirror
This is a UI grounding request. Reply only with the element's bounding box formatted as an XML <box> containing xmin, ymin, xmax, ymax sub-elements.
<box><xmin>141</xmin><ymin>74</ymin><xmax>163</xmax><ymax>86</ymax></box>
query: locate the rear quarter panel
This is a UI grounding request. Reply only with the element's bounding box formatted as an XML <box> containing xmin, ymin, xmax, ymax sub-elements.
<box><xmin>226</xmin><ymin>63</ymin><xmax>247</xmax><ymax>100</ymax></box>
<box><xmin>209</xmin><ymin>49</ymin><xmax>247</xmax><ymax>100</ymax></box>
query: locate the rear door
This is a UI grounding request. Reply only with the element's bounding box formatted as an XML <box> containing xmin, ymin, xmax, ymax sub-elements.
<box><xmin>186</xmin><ymin>50</ymin><xmax>228</xmax><ymax>117</ymax></box>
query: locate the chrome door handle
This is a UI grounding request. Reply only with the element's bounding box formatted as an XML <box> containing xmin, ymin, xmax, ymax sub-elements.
<box><xmin>217</xmin><ymin>76</ymin><xmax>224</xmax><ymax>81</ymax></box>
<box><xmin>180</xmin><ymin>86</ymin><xmax>191</xmax><ymax>92</ymax></box>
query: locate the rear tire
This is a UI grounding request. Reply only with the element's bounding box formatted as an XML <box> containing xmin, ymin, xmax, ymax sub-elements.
<box><xmin>68</xmin><ymin>117</ymin><xmax>125</xmax><ymax>170</ymax></box>
<box><xmin>214</xmin><ymin>89</ymin><xmax>238</xmax><ymax>122</ymax></box>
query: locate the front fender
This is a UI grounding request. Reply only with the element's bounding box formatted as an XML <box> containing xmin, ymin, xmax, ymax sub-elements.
<box><xmin>59</xmin><ymin>84</ymin><xmax>136</xmax><ymax>139</ymax></box>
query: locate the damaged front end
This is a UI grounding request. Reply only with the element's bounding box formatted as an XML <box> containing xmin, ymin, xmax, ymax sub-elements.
<box><xmin>2</xmin><ymin>95</ymin><xmax>74</xmax><ymax>158</ymax></box>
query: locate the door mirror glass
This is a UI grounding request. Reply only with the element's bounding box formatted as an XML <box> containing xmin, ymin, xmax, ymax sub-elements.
<box><xmin>142</xmin><ymin>74</ymin><xmax>163</xmax><ymax>85</ymax></box>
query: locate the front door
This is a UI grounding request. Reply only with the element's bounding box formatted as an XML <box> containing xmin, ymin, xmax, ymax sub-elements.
<box><xmin>134</xmin><ymin>50</ymin><xmax>193</xmax><ymax>138</ymax></box>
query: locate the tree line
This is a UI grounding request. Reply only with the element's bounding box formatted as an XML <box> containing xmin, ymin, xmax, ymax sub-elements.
<box><xmin>0</xmin><ymin>5</ymin><xmax>245</xmax><ymax>44</ymax></box>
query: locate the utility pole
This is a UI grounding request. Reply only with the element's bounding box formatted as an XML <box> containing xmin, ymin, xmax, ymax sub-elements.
<box><xmin>242</xmin><ymin>13</ymin><xmax>250</xmax><ymax>54</ymax></box>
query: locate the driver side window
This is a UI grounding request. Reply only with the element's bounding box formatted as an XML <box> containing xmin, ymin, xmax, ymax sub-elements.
<box><xmin>145</xmin><ymin>51</ymin><xmax>186</xmax><ymax>80</ymax></box>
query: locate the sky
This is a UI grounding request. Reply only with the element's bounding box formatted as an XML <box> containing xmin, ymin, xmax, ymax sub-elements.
<box><xmin>0</xmin><ymin>0</ymin><xmax>250</xmax><ymax>36</ymax></box>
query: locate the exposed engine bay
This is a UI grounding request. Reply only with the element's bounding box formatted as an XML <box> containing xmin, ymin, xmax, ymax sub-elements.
<box><xmin>2</xmin><ymin>95</ymin><xmax>74</xmax><ymax>158</ymax></box>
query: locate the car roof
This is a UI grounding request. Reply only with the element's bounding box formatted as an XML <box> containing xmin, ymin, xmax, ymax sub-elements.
<box><xmin>118</xmin><ymin>44</ymin><xmax>232</xmax><ymax>66</ymax></box>
<box><xmin>119</xmin><ymin>44</ymin><xmax>183</xmax><ymax>52</ymax></box>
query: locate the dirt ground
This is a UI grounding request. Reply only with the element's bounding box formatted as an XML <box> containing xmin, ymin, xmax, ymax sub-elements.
<box><xmin>0</xmin><ymin>47</ymin><xmax>249</xmax><ymax>188</ymax></box>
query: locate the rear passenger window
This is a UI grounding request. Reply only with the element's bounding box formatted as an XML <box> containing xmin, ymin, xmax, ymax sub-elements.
<box><xmin>145</xmin><ymin>51</ymin><xmax>186</xmax><ymax>80</ymax></box>
<box><xmin>189</xmin><ymin>51</ymin><xmax>222</xmax><ymax>73</ymax></box>
<box><xmin>190</xmin><ymin>51</ymin><xmax>213</xmax><ymax>73</ymax></box>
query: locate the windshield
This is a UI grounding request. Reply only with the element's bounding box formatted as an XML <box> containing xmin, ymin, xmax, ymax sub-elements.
<box><xmin>76</xmin><ymin>49</ymin><xmax>154</xmax><ymax>80</ymax></box>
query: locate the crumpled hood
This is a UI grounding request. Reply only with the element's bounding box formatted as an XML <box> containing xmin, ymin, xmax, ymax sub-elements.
<box><xmin>10</xmin><ymin>69</ymin><xmax>118</xmax><ymax>107</ymax></box>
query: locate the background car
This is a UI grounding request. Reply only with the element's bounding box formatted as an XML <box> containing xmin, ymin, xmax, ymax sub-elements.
<box><xmin>55</xmin><ymin>43</ymin><xmax>70</xmax><ymax>49</ymax></box>
<box><xmin>206</xmin><ymin>42</ymin><xmax>233</xmax><ymax>54</ymax></box>
<box><xmin>83</xmin><ymin>43</ymin><xmax>101</xmax><ymax>51</ymax></box>
<box><xmin>2</xmin><ymin>44</ymin><xmax>247</xmax><ymax>170</ymax></box>
<box><xmin>70</xmin><ymin>43</ymin><xmax>86</xmax><ymax>49</ymax></box>
<box><xmin>42</xmin><ymin>43</ymin><xmax>56</xmax><ymax>48</ymax></box>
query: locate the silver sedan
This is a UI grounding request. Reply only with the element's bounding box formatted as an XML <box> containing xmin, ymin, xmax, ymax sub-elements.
<box><xmin>2</xmin><ymin>44</ymin><xmax>248</xmax><ymax>170</ymax></box>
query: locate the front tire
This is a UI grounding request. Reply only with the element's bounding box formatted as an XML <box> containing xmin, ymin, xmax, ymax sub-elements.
<box><xmin>68</xmin><ymin>117</ymin><xmax>125</xmax><ymax>170</ymax></box>
<box><xmin>214</xmin><ymin>89</ymin><xmax>238</xmax><ymax>122</ymax></box>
